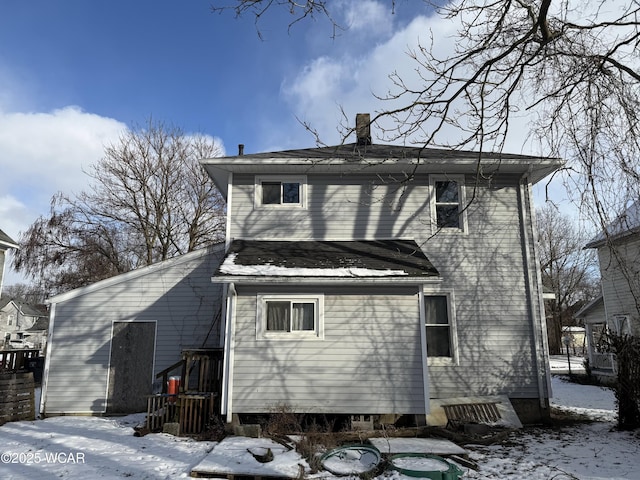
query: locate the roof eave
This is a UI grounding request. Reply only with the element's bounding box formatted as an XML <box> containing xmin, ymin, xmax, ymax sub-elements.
<box><xmin>200</xmin><ymin>156</ymin><xmax>563</xmax><ymax>184</ymax></box>
<box><xmin>0</xmin><ymin>240</ymin><xmax>20</xmax><ymax>250</ymax></box>
<box><xmin>211</xmin><ymin>275</ymin><xmax>442</xmax><ymax>285</ymax></box>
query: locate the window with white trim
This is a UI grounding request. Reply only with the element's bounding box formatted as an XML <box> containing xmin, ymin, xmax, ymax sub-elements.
<box><xmin>424</xmin><ymin>294</ymin><xmax>456</xmax><ymax>363</ymax></box>
<box><xmin>257</xmin><ymin>295</ymin><xmax>324</xmax><ymax>339</ymax></box>
<box><xmin>610</xmin><ymin>314</ymin><xmax>630</xmax><ymax>336</ymax></box>
<box><xmin>430</xmin><ymin>175</ymin><xmax>466</xmax><ymax>231</ymax></box>
<box><xmin>255</xmin><ymin>175</ymin><xmax>306</xmax><ymax>208</ymax></box>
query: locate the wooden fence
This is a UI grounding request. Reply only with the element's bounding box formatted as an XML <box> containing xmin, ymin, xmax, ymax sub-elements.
<box><xmin>0</xmin><ymin>349</ymin><xmax>40</xmax><ymax>371</ymax></box>
<box><xmin>146</xmin><ymin>392</ymin><xmax>216</xmax><ymax>435</ymax></box>
<box><xmin>0</xmin><ymin>372</ymin><xmax>36</xmax><ymax>425</ymax></box>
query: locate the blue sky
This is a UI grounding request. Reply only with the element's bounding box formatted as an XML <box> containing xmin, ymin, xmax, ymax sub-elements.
<box><xmin>0</xmin><ymin>0</ymin><xmax>565</xmax><ymax>286</ymax></box>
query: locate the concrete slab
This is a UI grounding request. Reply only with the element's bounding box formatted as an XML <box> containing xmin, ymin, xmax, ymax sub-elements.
<box><xmin>190</xmin><ymin>436</ymin><xmax>308</xmax><ymax>479</ymax></box>
<box><xmin>368</xmin><ymin>437</ymin><xmax>467</xmax><ymax>456</ymax></box>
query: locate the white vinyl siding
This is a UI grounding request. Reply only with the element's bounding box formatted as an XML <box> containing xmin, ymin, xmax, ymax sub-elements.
<box><xmin>597</xmin><ymin>237</ymin><xmax>640</xmax><ymax>337</ymax></box>
<box><xmin>232</xmin><ymin>174</ymin><xmax>432</xmax><ymax>241</ymax></box>
<box><xmin>43</xmin><ymin>246</ymin><xmax>225</xmax><ymax>414</ymax></box>
<box><xmin>232</xmin><ymin>286</ymin><xmax>425</xmax><ymax>414</ymax></box>
<box><xmin>228</xmin><ymin>172</ymin><xmax>546</xmax><ymax>404</ymax></box>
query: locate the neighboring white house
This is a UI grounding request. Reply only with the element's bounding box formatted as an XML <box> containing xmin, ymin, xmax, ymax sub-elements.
<box><xmin>0</xmin><ymin>227</ymin><xmax>19</xmax><ymax>298</ymax></box>
<box><xmin>577</xmin><ymin>200</ymin><xmax>640</xmax><ymax>380</ymax></box>
<box><xmin>0</xmin><ymin>295</ymin><xmax>49</xmax><ymax>350</ymax></box>
<box><xmin>41</xmin><ymin>115</ymin><xmax>562</xmax><ymax>424</ymax></box>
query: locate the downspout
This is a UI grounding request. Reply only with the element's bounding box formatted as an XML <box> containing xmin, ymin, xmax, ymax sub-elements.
<box><xmin>418</xmin><ymin>285</ymin><xmax>430</xmax><ymax>417</ymax></box>
<box><xmin>518</xmin><ymin>174</ymin><xmax>551</xmax><ymax>409</ymax></box>
<box><xmin>39</xmin><ymin>302</ymin><xmax>56</xmax><ymax>417</ymax></box>
<box><xmin>220</xmin><ymin>282</ymin><xmax>237</xmax><ymax>422</ymax></box>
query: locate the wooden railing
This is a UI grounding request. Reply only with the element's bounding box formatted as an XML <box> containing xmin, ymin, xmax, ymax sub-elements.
<box><xmin>0</xmin><ymin>349</ymin><xmax>40</xmax><ymax>371</ymax></box>
<box><xmin>147</xmin><ymin>348</ymin><xmax>223</xmax><ymax>435</ymax></box>
<box><xmin>591</xmin><ymin>352</ymin><xmax>617</xmax><ymax>372</ymax></box>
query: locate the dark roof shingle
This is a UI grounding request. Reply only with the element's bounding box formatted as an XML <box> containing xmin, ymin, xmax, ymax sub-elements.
<box><xmin>216</xmin><ymin>239</ymin><xmax>439</xmax><ymax>278</ymax></box>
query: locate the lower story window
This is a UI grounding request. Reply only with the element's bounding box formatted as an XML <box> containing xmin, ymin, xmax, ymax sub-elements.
<box><xmin>266</xmin><ymin>301</ymin><xmax>314</xmax><ymax>331</ymax></box>
<box><xmin>424</xmin><ymin>294</ymin><xmax>454</xmax><ymax>360</ymax></box>
<box><xmin>258</xmin><ymin>295</ymin><xmax>324</xmax><ymax>339</ymax></box>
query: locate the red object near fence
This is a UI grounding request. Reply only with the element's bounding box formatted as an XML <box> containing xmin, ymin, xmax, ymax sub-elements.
<box><xmin>167</xmin><ymin>376</ymin><xmax>180</xmax><ymax>403</ymax></box>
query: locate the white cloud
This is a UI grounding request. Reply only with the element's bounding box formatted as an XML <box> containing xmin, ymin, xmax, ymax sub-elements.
<box><xmin>340</xmin><ymin>0</ymin><xmax>394</xmax><ymax>37</ymax></box>
<box><xmin>0</xmin><ymin>106</ymin><xmax>126</xmax><ymax>281</ymax></box>
<box><xmin>282</xmin><ymin>12</ymin><xmax>459</xmax><ymax>145</ymax></box>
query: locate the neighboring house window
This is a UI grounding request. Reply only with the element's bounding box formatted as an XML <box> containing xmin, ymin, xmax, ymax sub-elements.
<box><xmin>424</xmin><ymin>293</ymin><xmax>457</xmax><ymax>364</ymax></box>
<box><xmin>255</xmin><ymin>175</ymin><xmax>306</xmax><ymax>208</ymax></box>
<box><xmin>8</xmin><ymin>314</ymin><xmax>14</xmax><ymax>326</ymax></box>
<box><xmin>257</xmin><ymin>294</ymin><xmax>324</xmax><ymax>339</ymax></box>
<box><xmin>610</xmin><ymin>315</ymin><xmax>630</xmax><ymax>336</ymax></box>
<box><xmin>430</xmin><ymin>175</ymin><xmax>466</xmax><ymax>231</ymax></box>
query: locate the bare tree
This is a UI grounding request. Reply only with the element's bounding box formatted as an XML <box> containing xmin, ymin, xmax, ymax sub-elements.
<box><xmin>2</xmin><ymin>283</ymin><xmax>47</xmax><ymax>305</ymax></box>
<box><xmin>13</xmin><ymin>120</ymin><xmax>226</xmax><ymax>295</ymax></box>
<box><xmin>211</xmin><ymin>1</ymin><xmax>640</xmax><ymax>211</ymax></box>
<box><xmin>211</xmin><ymin>0</ymin><xmax>340</xmax><ymax>38</ymax></box>
<box><xmin>537</xmin><ymin>205</ymin><xmax>598</xmax><ymax>353</ymax></box>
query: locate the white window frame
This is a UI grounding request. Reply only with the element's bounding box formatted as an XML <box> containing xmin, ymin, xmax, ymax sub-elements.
<box><xmin>429</xmin><ymin>175</ymin><xmax>467</xmax><ymax>233</ymax></box>
<box><xmin>422</xmin><ymin>289</ymin><xmax>458</xmax><ymax>366</ymax></box>
<box><xmin>255</xmin><ymin>175</ymin><xmax>307</xmax><ymax>209</ymax></box>
<box><xmin>257</xmin><ymin>294</ymin><xmax>324</xmax><ymax>340</ymax></box>
<box><xmin>610</xmin><ymin>314</ymin><xmax>630</xmax><ymax>336</ymax></box>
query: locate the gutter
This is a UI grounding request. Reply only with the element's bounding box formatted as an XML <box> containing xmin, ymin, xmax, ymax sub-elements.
<box><xmin>39</xmin><ymin>303</ymin><xmax>56</xmax><ymax>417</ymax></box>
<box><xmin>220</xmin><ymin>282</ymin><xmax>237</xmax><ymax>422</ymax></box>
<box><xmin>518</xmin><ymin>173</ymin><xmax>551</xmax><ymax>409</ymax></box>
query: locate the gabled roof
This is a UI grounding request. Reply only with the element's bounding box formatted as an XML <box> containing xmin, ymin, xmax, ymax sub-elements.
<box><xmin>0</xmin><ymin>295</ymin><xmax>48</xmax><ymax>317</ymax></box>
<box><xmin>573</xmin><ymin>295</ymin><xmax>604</xmax><ymax>319</ymax></box>
<box><xmin>214</xmin><ymin>239</ymin><xmax>440</xmax><ymax>284</ymax></box>
<box><xmin>200</xmin><ymin>143</ymin><xmax>563</xmax><ymax>198</ymax></box>
<box><xmin>0</xmin><ymin>227</ymin><xmax>19</xmax><ymax>250</ymax></box>
<box><xmin>26</xmin><ymin>316</ymin><xmax>49</xmax><ymax>331</ymax></box>
<box><xmin>585</xmin><ymin>200</ymin><xmax>640</xmax><ymax>249</ymax></box>
<box><xmin>48</xmin><ymin>243</ymin><xmax>225</xmax><ymax>304</ymax></box>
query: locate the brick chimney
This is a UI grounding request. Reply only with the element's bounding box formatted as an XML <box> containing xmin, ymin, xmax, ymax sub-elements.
<box><xmin>356</xmin><ymin>113</ymin><xmax>372</xmax><ymax>145</ymax></box>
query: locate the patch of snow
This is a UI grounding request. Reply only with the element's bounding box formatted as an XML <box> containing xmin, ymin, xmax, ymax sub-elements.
<box><xmin>390</xmin><ymin>455</ymin><xmax>450</xmax><ymax>472</ymax></box>
<box><xmin>219</xmin><ymin>253</ymin><xmax>409</xmax><ymax>277</ymax></box>
<box><xmin>549</xmin><ymin>355</ymin><xmax>586</xmax><ymax>375</ymax></box>
<box><xmin>1</xmin><ymin>367</ymin><xmax>638</xmax><ymax>479</ymax></box>
<box><xmin>191</xmin><ymin>436</ymin><xmax>307</xmax><ymax>478</ymax></box>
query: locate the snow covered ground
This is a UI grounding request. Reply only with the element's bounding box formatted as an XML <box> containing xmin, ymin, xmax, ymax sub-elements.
<box><xmin>1</xmin><ymin>374</ymin><xmax>639</xmax><ymax>479</ymax></box>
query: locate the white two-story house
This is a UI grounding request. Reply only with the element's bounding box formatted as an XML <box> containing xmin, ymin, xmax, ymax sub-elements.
<box><xmin>41</xmin><ymin>115</ymin><xmax>561</xmax><ymax>424</ymax></box>
<box><xmin>201</xmin><ymin>114</ymin><xmax>562</xmax><ymax>424</ymax></box>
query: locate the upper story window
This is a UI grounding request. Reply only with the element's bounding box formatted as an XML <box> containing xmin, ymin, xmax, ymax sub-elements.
<box><xmin>424</xmin><ymin>292</ymin><xmax>457</xmax><ymax>365</ymax></box>
<box><xmin>257</xmin><ymin>294</ymin><xmax>324</xmax><ymax>340</ymax></box>
<box><xmin>255</xmin><ymin>175</ymin><xmax>307</xmax><ymax>208</ymax></box>
<box><xmin>430</xmin><ymin>175</ymin><xmax>467</xmax><ymax>232</ymax></box>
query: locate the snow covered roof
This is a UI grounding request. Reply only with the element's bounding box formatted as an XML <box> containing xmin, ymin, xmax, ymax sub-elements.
<box><xmin>214</xmin><ymin>239</ymin><xmax>440</xmax><ymax>284</ymax></box>
<box><xmin>585</xmin><ymin>200</ymin><xmax>640</xmax><ymax>248</ymax></box>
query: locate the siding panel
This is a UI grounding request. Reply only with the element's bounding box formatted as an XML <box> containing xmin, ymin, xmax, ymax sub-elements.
<box><xmin>229</xmin><ymin>174</ymin><xmax>543</xmax><ymax>407</ymax></box>
<box><xmin>231</xmin><ymin>286</ymin><xmax>424</xmax><ymax>414</ymax></box>
<box><xmin>44</xmin><ymin>245</ymin><xmax>225</xmax><ymax>414</ymax></box>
